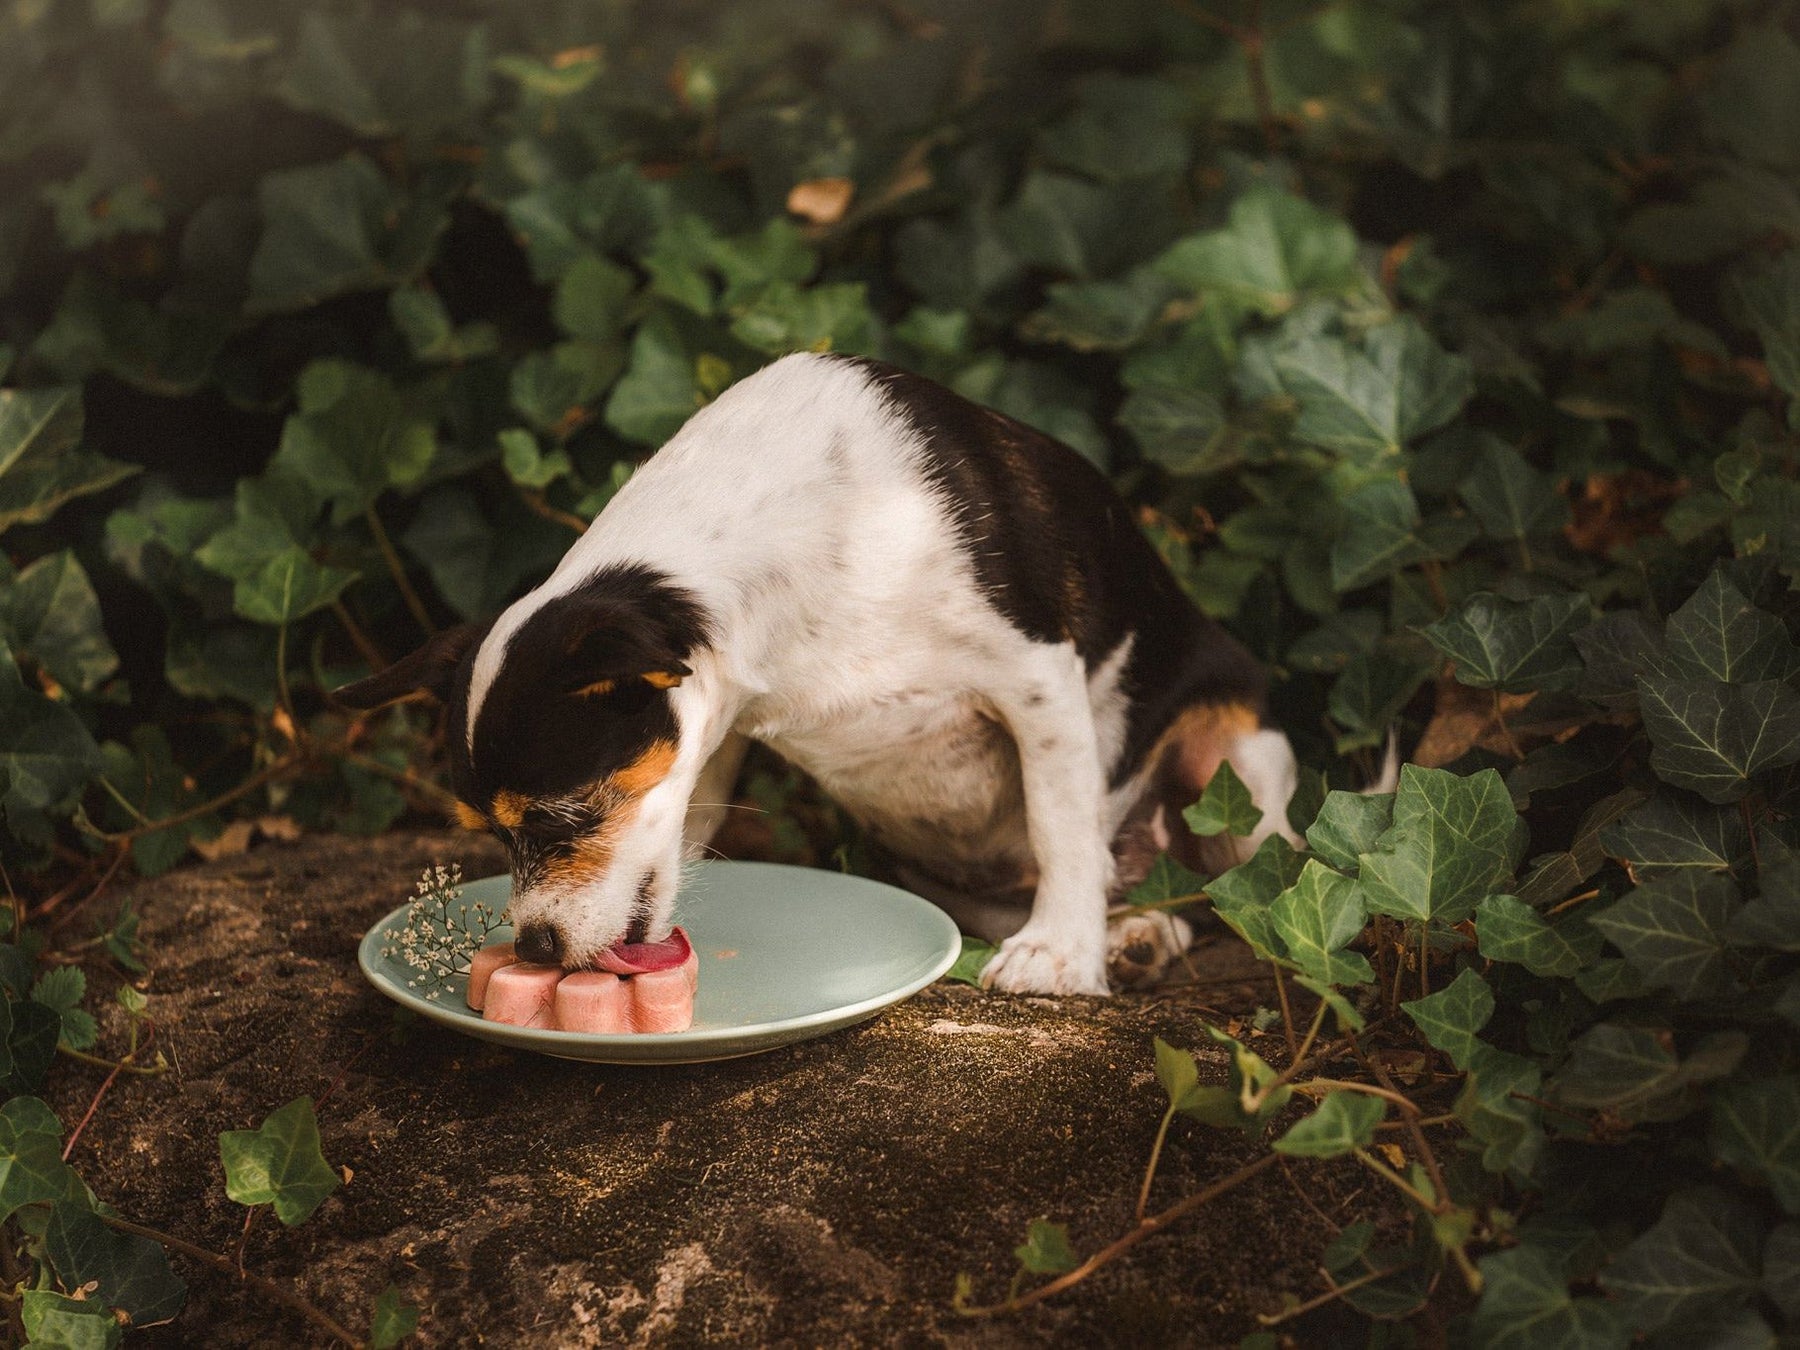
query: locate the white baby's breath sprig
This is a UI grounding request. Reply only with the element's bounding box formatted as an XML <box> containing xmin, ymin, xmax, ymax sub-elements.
<box><xmin>381</xmin><ymin>862</ymin><xmax>508</xmax><ymax>993</ymax></box>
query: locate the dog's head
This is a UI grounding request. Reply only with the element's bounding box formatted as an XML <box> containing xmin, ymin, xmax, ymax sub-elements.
<box><xmin>335</xmin><ymin>567</ymin><xmax>711</xmax><ymax>968</ymax></box>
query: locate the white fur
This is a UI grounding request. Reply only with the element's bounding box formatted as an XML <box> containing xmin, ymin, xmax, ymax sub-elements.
<box><xmin>466</xmin><ymin>354</ymin><xmax>1291</xmax><ymax>992</ymax></box>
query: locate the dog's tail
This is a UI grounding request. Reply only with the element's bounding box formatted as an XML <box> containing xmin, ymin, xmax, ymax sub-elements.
<box><xmin>1364</xmin><ymin>730</ymin><xmax>1402</xmax><ymax>796</ymax></box>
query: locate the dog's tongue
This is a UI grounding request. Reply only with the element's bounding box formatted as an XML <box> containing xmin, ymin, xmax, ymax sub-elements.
<box><xmin>594</xmin><ymin>925</ymin><xmax>692</xmax><ymax>975</ymax></box>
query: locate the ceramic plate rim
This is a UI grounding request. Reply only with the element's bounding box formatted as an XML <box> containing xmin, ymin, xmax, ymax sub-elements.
<box><xmin>357</xmin><ymin>861</ymin><xmax>962</xmax><ymax>1063</ymax></box>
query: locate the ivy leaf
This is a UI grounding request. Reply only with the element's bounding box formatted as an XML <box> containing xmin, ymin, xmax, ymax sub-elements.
<box><xmin>0</xmin><ymin>997</ymin><xmax>63</xmax><ymax>1098</ymax></box>
<box><xmin>1727</xmin><ymin>855</ymin><xmax>1800</xmax><ymax>951</ymax></box>
<box><xmin>730</xmin><ymin>282</ymin><xmax>875</xmax><ymax>357</ymax></box>
<box><xmin>1709</xmin><ymin>1076</ymin><xmax>1800</xmax><ymax>1213</ymax></box>
<box><xmin>99</xmin><ymin>727</ymin><xmax>217</xmax><ymax>878</ymax></box>
<box><xmin>1024</xmin><ymin>272</ymin><xmax>1174</xmax><ymax>352</ymax></box>
<box><xmin>1514</xmin><ymin>788</ymin><xmax>1641</xmax><ymax>910</ymax></box>
<box><xmin>247</xmin><ymin>154</ymin><xmax>403</xmax><ymax>312</ymax></box>
<box><xmin>0</xmin><ymin>1096</ymin><xmax>76</xmax><ymax>1223</ymax></box>
<box><xmin>1204</xmin><ymin>1024</ymin><xmax>1292</xmax><ymax>1126</ymax></box>
<box><xmin>1588</xmin><ymin>873</ymin><xmax>1741</xmax><ymax>1001</ymax></box>
<box><xmin>1206</xmin><ymin>834</ymin><xmax>1305</xmax><ymax>962</ymax></box>
<box><xmin>218</xmin><ymin>1097</ymin><xmax>340</xmax><ymax>1226</ymax></box>
<box><xmin>1470</xmin><ymin>1245</ymin><xmax>1633</xmax><ymax>1350</ymax></box>
<box><xmin>1598</xmin><ymin>792</ymin><xmax>1749</xmax><ymax>878</ymax></box>
<box><xmin>1273</xmin><ymin>1091</ymin><xmax>1386</xmax><ymax>1158</ymax></box>
<box><xmin>1474</xmin><ymin>895</ymin><xmax>1600</xmax><ymax>978</ymax></box>
<box><xmin>1460</xmin><ymin>1043</ymin><xmax>1545</xmax><ymax>1177</ymax></box>
<box><xmin>271</xmin><ymin>360</ymin><xmax>437</xmax><ymax>524</ymax></box>
<box><xmin>1182</xmin><ymin>760</ymin><xmax>1264</xmax><ymax>838</ymax></box>
<box><xmin>231</xmin><ymin>546</ymin><xmax>356</xmax><ymax>627</ymax></box>
<box><xmin>1664</xmin><ymin>571</ymin><xmax>1800</xmax><ymax>685</ymax></box>
<box><xmin>1574</xmin><ymin>610</ymin><xmax>1678</xmax><ymax>707</ymax></box>
<box><xmin>1459</xmin><ymin>437</ymin><xmax>1571</xmax><ymax>542</ymax></box>
<box><xmin>1330</xmin><ymin>478</ymin><xmax>1473</xmax><ymax>591</ymax></box>
<box><xmin>1116</xmin><ymin>386</ymin><xmax>1231</xmax><ymax>476</ymax></box>
<box><xmin>1152</xmin><ymin>185</ymin><xmax>1359</xmax><ymax>318</ymax></box>
<box><xmin>604</xmin><ymin>315</ymin><xmax>702</xmax><ymax>446</ymax></box>
<box><xmin>0</xmin><ymin>550</ymin><xmax>118</xmax><ymax>694</ymax></box>
<box><xmin>43</xmin><ymin>1199</ymin><xmax>186</xmax><ymax>1328</ymax></box>
<box><xmin>1014</xmin><ymin>1219</ymin><xmax>1079</xmax><ymax>1275</ymax></box>
<box><xmin>1127</xmin><ymin>853</ymin><xmax>1208</xmax><ymax>908</ymax></box>
<box><xmin>1326</xmin><ymin>650</ymin><xmax>1431</xmax><ymax>753</ymax></box>
<box><xmin>1359</xmin><ymin>766</ymin><xmax>1526</xmax><ymax>924</ymax></box>
<box><xmin>1727</xmin><ymin>251</ymin><xmax>1800</xmax><ymax>403</ymax></box>
<box><xmin>1600</xmin><ymin>1188</ymin><xmax>1765</xmax><ymax>1333</ymax></box>
<box><xmin>29</xmin><ymin>967</ymin><xmax>96</xmax><ymax>1052</ymax></box>
<box><xmin>0</xmin><ymin>642</ymin><xmax>103</xmax><ymax>852</ymax></box>
<box><xmin>1153</xmin><ymin>1037</ymin><xmax>1210</xmax><ymax>1112</ymax></box>
<box><xmin>277</xmin><ymin>8</ymin><xmax>487</xmax><ymax>142</ymax></box>
<box><xmin>1636</xmin><ymin>675</ymin><xmax>1800</xmax><ymax>803</ymax></box>
<box><xmin>1305</xmin><ymin>789</ymin><xmax>1394</xmax><ymax>872</ymax></box>
<box><xmin>1401</xmin><ymin>967</ymin><xmax>1494</xmax><ymax>1071</ymax></box>
<box><xmin>1275</xmin><ymin>319</ymin><xmax>1474</xmax><ymax>463</ymax></box>
<box><xmin>509</xmin><ymin>341</ymin><xmax>626</xmax><ymax>434</ymax></box>
<box><xmin>18</xmin><ymin>1289</ymin><xmax>122</xmax><ymax>1350</ymax></box>
<box><xmin>1268</xmin><ymin>860</ymin><xmax>1373</xmax><ymax>986</ymax></box>
<box><xmin>553</xmin><ymin>255</ymin><xmax>636</xmax><ymax>342</ymax></box>
<box><xmin>1553</xmin><ymin>1025</ymin><xmax>1745</xmax><ymax>1123</ymax></box>
<box><xmin>369</xmin><ymin>1285</ymin><xmax>420</xmax><ymax>1349</ymax></box>
<box><xmin>1420</xmin><ymin>592</ymin><xmax>1592</xmax><ymax>693</ymax></box>
<box><xmin>941</xmin><ymin>937</ymin><xmax>997</xmax><ymax>989</ymax></box>
<box><xmin>0</xmin><ymin>386</ymin><xmax>137</xmax><ymax>535</ymax></box>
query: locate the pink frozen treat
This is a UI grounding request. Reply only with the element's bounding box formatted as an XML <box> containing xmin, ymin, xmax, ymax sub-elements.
<box><xmin>552</xmin><ymin>927</ymin><xmax>699</xmax><ymax>1033</ymax></box>
<box><xmin>480</xmin><ymin>962</ymin><xmax>561</xmax><ymax>1028</ymax></box>
<box><xmin>627</xmin><ymin>963</ymin><xmax>699</xmax><ymax>1032</ymax></box>
<box><xmin>465</xmin><ymin>942</ymin><xmax>517</xmax><ymax>1011</ymax></box>
<box><xmin>553</xmin><ymin>971</ymin><xmax>633</xmax><ymax>1032</ymax></box>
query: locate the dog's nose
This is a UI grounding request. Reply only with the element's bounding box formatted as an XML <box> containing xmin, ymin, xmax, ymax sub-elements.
<box><xmin>514</xmin><ymin>921</ymin><xmax>562</xmax><ymax>965</ymax></box>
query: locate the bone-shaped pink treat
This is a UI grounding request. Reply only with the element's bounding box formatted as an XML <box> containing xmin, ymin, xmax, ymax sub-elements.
<box><xmin>466</xmin><ymin>928</ymin><xmax>697</xmax><ymax>1033</ymax></box>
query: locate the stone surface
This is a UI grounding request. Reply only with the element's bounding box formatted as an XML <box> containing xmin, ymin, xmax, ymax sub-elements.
<box><xmin>48</xmin><ymin>830</ymin><xmax>1383</xmax><ymax>1347</ymax></box>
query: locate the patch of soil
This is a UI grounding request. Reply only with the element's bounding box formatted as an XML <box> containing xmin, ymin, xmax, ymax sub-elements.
<box><xmin>45</xmin><ymin>831</ymin><xmax>1389</xmax><ymax>1347</ymax></box>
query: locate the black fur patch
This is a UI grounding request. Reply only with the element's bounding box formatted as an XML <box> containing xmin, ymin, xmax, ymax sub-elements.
<box><xmin>845</xmin><ymin>357</ymin><xmax>1266</xmax><ymax>786</ymax></box>
<box><xmin>447</xmin><ymin>564</ymin><xmax>713</xmax><ymax>813</ymax></box>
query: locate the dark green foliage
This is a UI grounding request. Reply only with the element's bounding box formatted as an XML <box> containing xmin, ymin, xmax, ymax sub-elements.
<box><xmin>4</xmin><ymin>0</ymin><xmax>1800</xmax><ymax>1341</ymax></box>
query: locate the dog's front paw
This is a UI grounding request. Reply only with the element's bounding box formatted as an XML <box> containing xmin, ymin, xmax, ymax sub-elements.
<box><xmin>1106</xmin><ymin>912</ymin><xmax>1194</xmax><ymax>990</ymax></box>
<box><xmin>980</xmin><ymin>927</ymin><xmax>1110</xmax><ymax>996</ymax></box>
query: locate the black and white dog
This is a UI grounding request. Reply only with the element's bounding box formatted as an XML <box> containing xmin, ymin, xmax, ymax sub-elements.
<box><xmin>336</xmin><ymin>354</ymin><xmax>1307</xmax><ymax>995</ymax></box>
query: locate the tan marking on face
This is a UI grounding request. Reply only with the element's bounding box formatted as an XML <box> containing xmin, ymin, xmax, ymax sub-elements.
<box><xmin>641</xmin><ymin>670</ymin><xmax>683</xmax><ymax>690</ymax></box>
<box><xmin>536</xmin><ymin>804</ymin><xmax>634</xmax><ymax>895</ymax></box>
<box><xmin>491</xmin><ymin>790</ymin><xmax>529</xmax><ymax>829</ymax></box>
<box><xmin>452</xmin><ymin>800</ymin><xmax>487</xmax><ymax>832</ymax></box>
<box><xmin>607</xmin><ymin>738</ymin><xmax>678</xmax><ymax>798</ymax></box>
<box><xmin>573</xmin><ymin>678</ymin><xmax>617</xmax><ymax>699</ymax></box>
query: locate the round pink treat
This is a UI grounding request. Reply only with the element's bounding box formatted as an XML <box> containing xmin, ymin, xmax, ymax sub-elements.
<box><xmin>481</xmin><ymin>962</ymin><xmax>561</xmax><ymax>1028</ymax></box>
<box><xmin>553</xmin><ymin>971</ymin><xmax>632</xmax><ymax>1034</ymax></box>
<box><xmin>465</xmin><ymin>943</ymin><xmax>517</xmax><ymax>1011</ymax></box>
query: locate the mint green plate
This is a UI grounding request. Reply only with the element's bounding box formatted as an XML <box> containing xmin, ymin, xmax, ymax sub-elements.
<box><xmin>358</xmin><ymin>861</ymin><xmax>961</xmax><ymax>1064</ymax></box>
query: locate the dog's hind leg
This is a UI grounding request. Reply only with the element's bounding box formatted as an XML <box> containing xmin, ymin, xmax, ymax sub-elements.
<box><xmin>978</xmin><ymin>643</ymin><xmax>1115</xmax><ymax>996</ymax></box>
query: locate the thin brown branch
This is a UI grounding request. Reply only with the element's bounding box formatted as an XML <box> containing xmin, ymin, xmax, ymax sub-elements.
<box><xmin>331</xmin><ymin>598</ymin><xmax>389</xmax><ymax>675</ymax></box>
<box><xmin>1256</xmin><ymin>1261</ymin><xmax>1410</xmax><ymax>1327</ymax></box>
<box><xmin>516</xmin><ymin>485</ymin><xmax>590</xmax><ymax>535</ymax></box>
<box><xmin>96</xmin><ymin>1214</ymin><xmax>362</xmax><ymax>1348</ymax></box>
<box><xmin>365</xmin><ymin>505</ymin><xmax>436</xmax><ymax>637</ymax></box>
<box><xmin>956</xmin><ymin>1153</ymin><xmax>1280</xmax><ymax>1317</ymax></box>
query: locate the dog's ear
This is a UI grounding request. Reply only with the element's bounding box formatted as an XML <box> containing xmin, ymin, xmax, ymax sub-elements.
<box><xmin>332</xmin><ymin>621</ymin><xmax>491</xmax><ymax>710</ymax></box>
<box><xmin>556</xmin><ymin>595</ymin><xmax>694</xmax><ymax>696</ymax></box>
